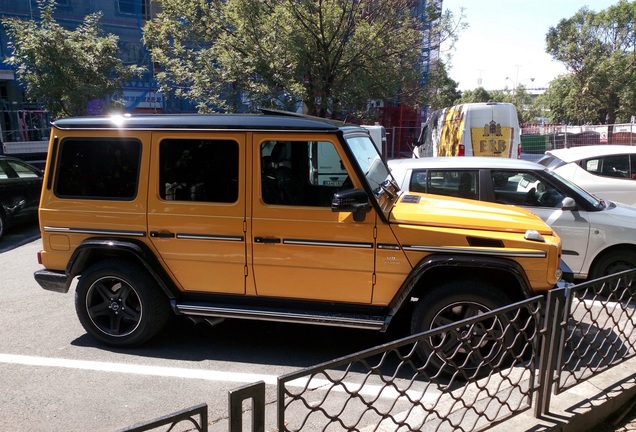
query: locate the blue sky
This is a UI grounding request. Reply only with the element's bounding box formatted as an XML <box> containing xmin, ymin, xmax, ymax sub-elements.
<box><xmin>440</xmin><ymin>0</ymin><xmax>620</xmax><ymax>91</ymax></box>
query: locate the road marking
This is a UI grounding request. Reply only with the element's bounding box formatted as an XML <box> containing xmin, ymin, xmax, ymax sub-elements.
<box><xmin>0</xmin><ymin>353</ymin><xmax>440</xmax><ymax>401</ymax></box>
<box><xmin>0</xmin><ymin>353</ymin><xmax>279</xmax><ymax>385</ymax></box>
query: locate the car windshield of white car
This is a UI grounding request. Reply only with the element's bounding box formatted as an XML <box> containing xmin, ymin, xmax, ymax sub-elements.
<box><xmin>547</xmin><ymin>170</ymin><xmax>603</xmax><ymax>209</ymax></box>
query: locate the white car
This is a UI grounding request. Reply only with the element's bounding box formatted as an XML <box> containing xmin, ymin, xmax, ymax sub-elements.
<box><xmin>388</xmin><ymin>157</ymin><xmax>636</xmax><ymax>281</ymax></box>
<box><xmin>538</xmin><ymin>145</ymin><xmax>636</xmax><ymax>206</ymax></box>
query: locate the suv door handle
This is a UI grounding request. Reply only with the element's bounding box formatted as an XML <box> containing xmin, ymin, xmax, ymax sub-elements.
<box><xmin>150</xmin><ymin>231</ymin><xmax>175</xmax><ymax>239</ymax></box>
<box><xmin>254</xmin><ymin>237</ymin><xmax>281</xmax><ymax>244</ymax></box>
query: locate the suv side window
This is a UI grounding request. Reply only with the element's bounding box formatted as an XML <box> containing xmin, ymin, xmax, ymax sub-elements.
<box><xmin>261</xmin><ymin>140</ymin><xmax>346</xmax><ymax>207</ymax></box>
<box><xmin>55</xmin><ymin>138</ymin><xmax>141</xmax><ymax>200</ymax></box>
<box><xmin>159</xmin><ymin>139</ymin><xmax>239</xmax><ymax>203</ymax></box>
<box><xmin>410</xmin><ymin>169</ymin><xmax>479</xmax><ymax>199</ymax></box>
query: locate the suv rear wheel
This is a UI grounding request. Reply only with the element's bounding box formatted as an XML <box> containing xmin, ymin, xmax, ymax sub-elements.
<box><xmin>411</xmin><ymin>280</ymin><xmax>514</xmax><ymax>379</ymax></box>
<box><xmin>75</xmin><ymin>259</ymin><xmax>170</xmax><ymax>346</ymax></box>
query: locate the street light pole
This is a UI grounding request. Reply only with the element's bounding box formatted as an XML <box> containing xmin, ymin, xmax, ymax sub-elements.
<box><xmin>504</xmin><ymin>77</ymin><xmax>514</xmax><ymax>93</ymax></box>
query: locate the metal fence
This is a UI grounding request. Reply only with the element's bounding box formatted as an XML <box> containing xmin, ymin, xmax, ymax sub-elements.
<box><xmin>117</xmin><ymin>403</ymin><xmax>208</xmax><ymax>432</ymax></box>
<box><xmin>384</xmin><ymin>123</ymin><xmax>636</xmax><ymax>160</ymax></box>
<box><xmin>521</xmin><ymin>123</ymin><xmax>636</xmax><ymax>154</ymax></box>
<box><xmin>536</xmin><ymin>270</ymin><xmax>636</xmax><ymax>416</ymax></box>
<box><xmin>383</xmin><ymin>126</ymin><xmax>420</xmax><ymax>160</ymax></box>
<box><xmin>122</xmin><ymin>270</ymin><xmax>636</xmax><ymax>431</ymax></box>
<box><xmin>276</xmin><ymin>296</ymin><xmax>542</xmax><ymax>432</ymax></box>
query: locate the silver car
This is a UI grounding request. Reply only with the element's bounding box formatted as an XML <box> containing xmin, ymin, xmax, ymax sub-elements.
<box><xmin>389</xmin><ymin>157</ymin><xmax>636</xmax><ymax>280</ymax></box>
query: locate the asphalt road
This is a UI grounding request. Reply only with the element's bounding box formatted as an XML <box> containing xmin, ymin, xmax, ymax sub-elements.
<box><xmin>0</xmin><ymin>223</ymin><xmax>404</xmax><ymax>431</ymax></box>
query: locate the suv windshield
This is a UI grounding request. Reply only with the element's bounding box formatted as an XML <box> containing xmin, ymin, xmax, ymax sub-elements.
<box><xmin>345</xmin><ymin>134</ymin><xmax>399</xmax><ymax>214</ymax></box>
<box><xmin>346</xmin><ymin>135</ymin><xmax>391</xmax><ymax>191</ymax></box>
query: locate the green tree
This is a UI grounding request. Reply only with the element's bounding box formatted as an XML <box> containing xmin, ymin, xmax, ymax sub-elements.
<box><xmin>455</xmin><ymin>87</ymin><xmax>493</xmax><ymax>104</ymax></box>
<box><xmin>144</xmin><ymin>0</ymin><xmax>429</xmax><ymax>116</ymax></box>
<box><xmin>420</xmin><ymin>5</ymin><xmax>465</xmax><ymax>111</ymax></box>
<box><xmin>449</xmin><ymin>85</ymin><xmax>538</xmax><ymax>124</ymax></box>
<box><xmin>507</xmin><ymin>86</ymin><xmax>540</xmax><ymax>124</ymax></box>
<box><xmin>535</xmin><ymin>75</ymin><xmax>580</xmax><ymax>124</ymax></box>
<box><xmin>546</xmin><ymin>1</ymin><xmax>636</xmax><ymax>127</ymax></box>
<box><xmin>426</xmin><ymin>61</ymin><xmax>461</xmax><ymax>111</ymax></box>
<box><xmin>2</xmin><ymin>0</ymin><xmax>143</xmax><ymax>119</ymax></box>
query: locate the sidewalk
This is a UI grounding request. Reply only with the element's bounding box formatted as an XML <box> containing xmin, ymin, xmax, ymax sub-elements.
<box><xmin>602</xmin><ymin>402</ymin><xmax>636</xmax><ymax>432</ymax></box>
<box><xmin>489</xmin><ymin>356</ymin><xmax>636</xmax><ymax>432</ymax></box>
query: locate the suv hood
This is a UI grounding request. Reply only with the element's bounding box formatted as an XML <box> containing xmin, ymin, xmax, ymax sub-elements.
<box><xmin>390</xmin><ymin>193</ymin><xmax>553</xmax><ymax>234</ymax></box>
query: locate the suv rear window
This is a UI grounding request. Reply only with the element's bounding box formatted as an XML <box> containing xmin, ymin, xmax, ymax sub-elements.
<box><xmin>55</xmin><ymin>138</ymin><xmax>141</xmax><ymax>200</ymax></box>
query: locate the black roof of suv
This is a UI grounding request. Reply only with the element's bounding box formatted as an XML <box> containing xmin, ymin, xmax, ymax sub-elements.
<box><xmin>52</xmin><ymin>113</ymin><xmax>347</xmax><ymax>131</ymax></box>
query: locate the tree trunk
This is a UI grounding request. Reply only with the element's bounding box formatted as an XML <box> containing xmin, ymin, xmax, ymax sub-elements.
<box><xmin>606</xmin><ymin>93</ymin><xmax>619</xmax><ymax>144</ymax></box>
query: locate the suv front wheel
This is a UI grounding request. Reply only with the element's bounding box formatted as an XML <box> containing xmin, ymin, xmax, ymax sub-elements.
<box><xmin>75</xmin><ymin>259</ymin><xmax>170</xmax><ymax>346</ymax></box>
<box><xmin>411</xmin><ymin>280</ymin><xmax>514</xmax><ymax>379</ymax></box>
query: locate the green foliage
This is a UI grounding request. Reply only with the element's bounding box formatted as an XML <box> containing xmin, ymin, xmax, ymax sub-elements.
<box><xmin>545</xmin><ymin>1</ymin><xmax>636</xmax><ymax>124</ymax></box>
<box><xmin>425</xmin><ymin>61</ymin><xmax>461</xmax><ymax>111</ymax></box>
<box><xmin>2</xmin><ymin>0</ymin><xmax>143</xmax><ymax>119</ymax></box>
<box><xmin>144</xmin><ymin>0</ymin><xmax>429</xmax><ymax>116</ymax></box>
<box><xmin>455</xmin><ymin>87</ymin><xmax>493</xmax><ymax>104</ymax></box>
<box><xmin>142</xmin><ymin>0</ymin><xmax>228</xmax><ymax>113</ymax></box>
<box><xmin>420</xmin><ymin>6</ymin><xmax>466</xmax><ymax>112</ymax></box>
<box><xmin>453</xmin><ymin>85</ymin><xmax>539</xmax><ymax>124</ymax></box>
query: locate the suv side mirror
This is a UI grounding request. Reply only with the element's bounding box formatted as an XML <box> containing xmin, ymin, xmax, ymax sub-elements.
<box><xmin>332</xmin><ymin>189</ymin><xmax>370</xmax><ymax>222</ymax></box>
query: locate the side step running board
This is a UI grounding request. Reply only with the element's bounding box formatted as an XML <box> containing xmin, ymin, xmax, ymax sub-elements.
<box><xmin>173</xmin><ymin>301</ymin><xmax>389</xmax><ymax>331</ymax></box>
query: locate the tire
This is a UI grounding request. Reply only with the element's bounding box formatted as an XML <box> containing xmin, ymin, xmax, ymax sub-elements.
<box><xmin>75</xmin><ymin>259</ymin><xmax>170</xmax><ymax>347</ymax></box>
<box><xmin>590</xmin><ymin>249</ymin><xmax>636</xmax><ymax>280</ymax></box>
<box><xmin>0</xmin><ymin>212</ymin><xmax>4</xmax><ymax>239</ymax></box>
<box><xmin>410</xmin><ymin>280</ymin><xmax>514</xmax><ymax>379</ymax></box>
<box><xmin>589</xmin><ymin>250</ymin><xmax>636</xmax><ymax>297</ymax></box>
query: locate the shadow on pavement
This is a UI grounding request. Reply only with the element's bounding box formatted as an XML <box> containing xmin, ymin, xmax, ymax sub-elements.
<box><xmin>0</xmin><ymin>223</ymin><xmax>40</xmax><ymax>254</ymax></box>
<box><xmin>71</xmin><ymin>315</ymin><xmax>411</xmax><ymax>369</ymax></box>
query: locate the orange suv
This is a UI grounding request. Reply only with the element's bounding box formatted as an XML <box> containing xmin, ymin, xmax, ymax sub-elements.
<box><xmin>34</xmin><ymin>113</ymin><xmax>564</xmax><ymax>369</ymax></box>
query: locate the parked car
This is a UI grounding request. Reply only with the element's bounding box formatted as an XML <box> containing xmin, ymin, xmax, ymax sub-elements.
<box><xmin>33</xmin><ymin>114</ymin><xmax>566</xmax><ymax>377</ymax></box>
<box><xmin>389</xmin><ymin>156</ymin><xmax>636</xmax><ymax>281</ymax></box>
<box><xmin>0</xmin><ymin>156</ymin><xmax>42</xmax><ymax>238</ymax></box>
<box><xmin>538</xmin><ymin>145</ymin><xmax>636</xmax><ymax>206</ymax></box>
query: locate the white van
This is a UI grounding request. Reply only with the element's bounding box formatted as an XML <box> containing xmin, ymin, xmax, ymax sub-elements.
<box><xmin>361</xmin><ymin>124</ymin><xmax>386</xmax><ymax>155</ymax></box>
<box><xmin>413</xmin><ymin>102</ymin><xmax>521</xmax><ymax>159</ymax></box>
